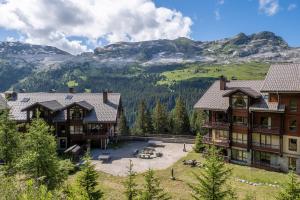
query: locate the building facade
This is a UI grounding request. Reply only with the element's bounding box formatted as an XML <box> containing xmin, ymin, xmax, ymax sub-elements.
<box><xmin>0</xmin><ymin>90</ymin><xmax>122</xmax><ymax>150</ymax></box>
<box><xmin>194</xmin><ymin>64</ymin><xmax>300</xmax><ymax>173</ymax></box>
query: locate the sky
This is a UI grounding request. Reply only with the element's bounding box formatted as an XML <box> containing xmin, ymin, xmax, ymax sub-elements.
<box><xmin>0</xmin><ymin>0</ymin><xmax>299</xmax><ymax>54</ymax></box>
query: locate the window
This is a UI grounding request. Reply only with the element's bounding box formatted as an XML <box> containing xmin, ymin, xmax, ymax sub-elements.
<box><xmin>289</xmin><ymin>119</ymin><xmax>297</xmax><ymax>132</ymax></box>
<box><xmin>232</xmin><ymin>149</ymin><xmax>247</xmax><ymax>162</ymax></box>
<box><xmin>290</xmin><ymin>99</ymin><xmax>297</xmax><ymax>112</ymax></box>
<box><xmin>261</xmin><ymin>135</ymin><xmax>271</xmax><ymax>146</ymax></box>
<box><xmin>70</xmin><ymin>107</ymin><xmax>83</xmax><ymax>120</ymax></box>
<box><xmin>215</xmin><ymin>130</ymin><xmax>228</xmax><ymax>140</ymax></box>
<box><xmin>254</xmin><ymin>151</ymin><xmax>271</xmax><ymax>164</ymax></box>
<box><xmin>233</xmin><ymin>116</ymin><xmax>248</xmax><ymax>125</ymax></box>
<box><xmin>232</xmin><ymin>96</ymin><xmax>247</xmax><ymax>108</ymax></box>
<box><xmin>289</xmin><ymin>157</ymin><xmax>297</xmax><ymax>170</ymax></box>
<box><xmin>70</xmin><ymin>125</ymin><xmax>83</xmax><ymax>134</ymax></box>
<box><xmin>260</xmin><ymin>117</ymin><xmax>271</xmax><ymax>128</ymax></box>
<box><xmin>88</xmin><ymin>124</ymin><xmax>104</xmax><ymax>134</ymax></box>
<box><xmin>59</xmin><ymin>138</ymin><xmax>67</xmax><ymax>149</ymax></box>
<box><xmin>289</xmin><ymin>138</ymin><xmax>297</xmax><ymax>151</ymax></box>
<box><xmin>232</xmin><ymin>132</ymin><xmax>247</xmax><ymax>144</ymax></box>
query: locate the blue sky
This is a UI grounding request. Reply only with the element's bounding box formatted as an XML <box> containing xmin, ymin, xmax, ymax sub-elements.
<box><xmin>0</xmin><ymin>0</ymin><xmax>299</xmax><ymax>54</ymax></box>
<box><xmin>155</xmin><ymin>0</ymin><xmax>300</xmax><ymax>46</ymax></box>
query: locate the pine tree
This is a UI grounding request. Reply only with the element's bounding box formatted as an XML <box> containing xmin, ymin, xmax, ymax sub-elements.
<box><xmin>276</xmin><ymin>170</ymin><xmax>300</xmax><ymax>200</ymax></box>
<box><xmin>191</xmin><ymin>110</ymin><xmax>206</xmax><ymax>134</ymax></box>
<box><xmin>0</xmin><ymin>109</ymin><xmax>20</xmax><ymax>174</ymax></box>
<box><xmin>134</xmin><ymin>100</ymin><xmax>147</xmax><ymax>135</ymax></box>
<box><xmin>189</xmin><ymin>146</ymin><xmax>235</xmax><ymax>200</ymax></box>
<box><xmin>145</xmin><ymin>110</ymin><xmax>154</xmax><ymax>134</ymax></box>
<box><xmin>194</xmin><ymin>132</ymin><xmax>204</xmax><ymax>153</ymax></box>
<box><xmin>18</xmin><ymin>118</ymin><xmax>66</xmax><ymax>189</ymax></box>
<box><xmin>152</xmin><ymin>100</ymin><xmax>169</xmax><ymax>134</ymax></box>
<box><xmin>140</xmin><ymin>169</ymin><xmax>170</xmax><ymax>200</ymax></box>
<box><xmin>77</xmin><ymin>153</ymin><xmax>103</xmax><ymax>200</ymax></box>
<box><xmin>124</xmin><ymin>160</ymin><xmax>138</xmax><ymax>200</ymax></box>
<box><xmin>172</xmin><ymin>97</ymin><xmax>190</xmax><ymax>135</ymax></box>
<box><xmin>119</xmin><ymin>111</ymin><xmax>129</xmax><ymax>135</ymax></box>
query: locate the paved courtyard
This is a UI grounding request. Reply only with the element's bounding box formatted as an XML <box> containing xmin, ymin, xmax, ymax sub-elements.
<box><xmin>91</xmin><ymin>141</ymin><xmax>193</xmax><ymax>176</ymax></box>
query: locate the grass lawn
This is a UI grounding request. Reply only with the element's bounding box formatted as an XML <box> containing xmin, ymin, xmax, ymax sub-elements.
<box><xmin>158</xmin><ymin>62</ymin><xmax>270</xmax><ymax>86</ymax></box>
<box><xmin>70</xmin><ymin>151</ymin><xmax>290</xmax><ymax>200</ymax></box>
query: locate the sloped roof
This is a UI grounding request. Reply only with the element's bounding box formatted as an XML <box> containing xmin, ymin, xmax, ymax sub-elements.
<box><xmin>0</xmin><ymin>92</ymin><xmax>121</xmax><ymax>122</ymax></box>
<box><xmin>22</xmin><ymin>100</ymin><xmax>64</xmax><ymax>112</ymax></box>
<box><xmin>223</xmin><ymin>87</ymin><xmax>261</xmax><ymax>99</ymax></box>
<box><xmin>194</xmin><ymin>80</ymin><xmax>264</xmax><ymax>111</ymax></box>
<box><xmin>261</xmin><ymin>63</ymin><xmax>300</xmax><ymax>92</ymax></box>
<box><xmin>63</xmin><ymin>101</ymin><xmax>94</xmax><ymax>111</ymax></box>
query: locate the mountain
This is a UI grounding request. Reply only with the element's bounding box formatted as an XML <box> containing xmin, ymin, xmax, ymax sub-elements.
<box><xmin>0</xmin><ymin>31</ymin><xmax>299</xmax><ymax>124</ymax></box>
<box><xmin>93</xmin><ymin>31</ymin><xmax>300</xmax><ymax>65</ymax></box>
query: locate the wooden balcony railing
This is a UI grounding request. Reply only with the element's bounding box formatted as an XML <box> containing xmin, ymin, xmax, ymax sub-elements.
<box><xmin>252</xmin><ymin>142</ymin><xmax>280</xmax><ymax>153</ymax></box>
<box><xmin>232</xmin><ymin>139</ymin><xmax>248</xmax><ymax>148</ymax></box>
<box><xmin>252</xmin><ymin>125</ymin><xmax>281</xmax><ymax>135</ymax></box>
<box><xmin>203</xmin><ymin>121</ymin><xmax>230</xmax><ymax>130</ymax></box>
<box><xmin>203</xmin><ymin>136</ymin><xmax>230</xmax><ymax>147</ymax></box>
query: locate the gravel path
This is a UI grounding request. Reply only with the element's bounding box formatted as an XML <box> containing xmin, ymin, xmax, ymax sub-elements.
<box><xmin>91</xmin><ymin>141</ymin><xmax>193</xmax><ymax>176</ymax></box>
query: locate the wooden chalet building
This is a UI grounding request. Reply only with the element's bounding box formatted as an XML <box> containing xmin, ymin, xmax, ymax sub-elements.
<box><xmin>194</xmin><ymin>63</ymin><xmax>300</xmax><ymax>172</ymax></box>
<box><xmin>0</xmin><ymin>90</ymin><xmax>122</xmax><ymax>150</ymax></box>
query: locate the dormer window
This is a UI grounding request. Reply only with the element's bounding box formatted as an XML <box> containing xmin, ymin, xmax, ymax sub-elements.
<box><xmin>70</xmin><ymin>106</ymin><xmax>83</xmax><ymax>120</ymax></box>
<box><xmin>232</xmin><ymin>95</ymin><xmax>248</xmax><ymax>108</ymax></box>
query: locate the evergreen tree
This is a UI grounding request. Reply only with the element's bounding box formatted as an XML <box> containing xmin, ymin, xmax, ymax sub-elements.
<box><xmin>145</xmin><ymin>110</ymin><xmax>154</xmax><ymax>134</ymax></box>
<box><xmin>0</xmin><ymin>109</ymin><xmax>20</xmax><ymax>174</ymax></box>
<box><xmin>139</xmin><ymin>169</ymin><xmax>170</xmax><ymax>200</ymax></box>
<box><xmin>172</xmin><ymin>97</ymin><xmax>190</xmax><ymax>135</ymax></box>
<box><xmin>18</xmin><ymin>118</ymin><xmax>66</xmax><ymax>189</ymax></box>
<box><xmin>77</xmin><ymin>154</ymin><xmax>103</xmax><ymax>200</ymax></box>
<box><xmin>134</xmin><ymin>100</ymin><xmax>147</xmax><ymax>135</ymax></box>
<box><xmin>124</xmin><ymin>160</ymin><xmax>138</xmax><ymax>200</ymax></box>
<box><xmin>276</xmin><ymin>170</ymin><xmax>300</xmax><ymax>200</ymax></box>
<box><xmin>189</xmin><ymin>146</ymin><xmax>235</xmax><ymax>200</ymax></box>
<box><xmin>194</xmin><ymin>132</ymin><xmax>204</xmax><ymax>153</ymax></box>
<box><xmin>119</xmin><ymin>111</ymin><xmax>129</xmax><ymax>135</ymax></box>
<box><xmin>191</xmin><ymin>110</ymin><xmax>206</xmax><ymax>134</ymax></box>
<box><xmin>152</xmin><ymin>100</ymin><xmax>169</xmax><ymax>134</ymax></box>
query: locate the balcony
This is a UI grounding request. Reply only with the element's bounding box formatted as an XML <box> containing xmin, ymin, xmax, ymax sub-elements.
<box><xmin>203</xmin><ymin>135</ymin><xmax>230</xmax><ymax>148</ymax></box>
<box><xmin>203</xmin><ymin>121</ymin><xmax>230</xmax><ymax>130</ymax></box>
<box><xmin>252</xmin><ymin>142</ymin><xmax>280</xmax><ymax>154</ymax></box>
<box><xmin>232</xmin><ymin>139</ymin><xmax>248</xmax><ymax>148</ymax></box>
<box><xmin>252</xmin><ymin>125</ymin><xmax>281</xmax><ymax>135</ymax></box>
<box><xmin>252</xmin><ymin>161</ymin><xmax>281</xmax><ymax>171</ymax></box>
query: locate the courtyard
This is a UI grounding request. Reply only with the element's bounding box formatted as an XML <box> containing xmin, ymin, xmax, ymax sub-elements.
<box><xmin>91</xmin><ymin>141</ymin><xmax>193</xmax><ymax>176</ymax></box>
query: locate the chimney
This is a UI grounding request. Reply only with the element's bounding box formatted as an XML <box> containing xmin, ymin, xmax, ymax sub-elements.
<box><xmin>69</xmin><ymin>87</ymin><xmax>75</xmax><ymax>93</ymax></box>
<box><xmin>220</xmin><ymin>75</ymin><xmax>227</xmax><ymax>90</ymax></box>
<box><xmin>103</xmin><ymin>90</ymin><xmax>108</xmax><ymax>103</ymax></box>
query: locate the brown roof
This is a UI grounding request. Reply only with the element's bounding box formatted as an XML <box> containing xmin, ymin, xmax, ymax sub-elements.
<box><xmin>194</xmin><ymin>80</ymin><xmax>264</xmax><ymax>111</ymax></box>
<box><xmin>261</xmin><ymin>63</ymin><xmax>300</xmax><ymax>93</ymax></box>
<box><xmin>223</xmin><ymin>87</ymin><xmax>261</xmax><ymax>98</ymax></box>
<box><xmin>0</xmin><ymin>92</ymin><xmax>121</xmax><ymax>122</ymax></box>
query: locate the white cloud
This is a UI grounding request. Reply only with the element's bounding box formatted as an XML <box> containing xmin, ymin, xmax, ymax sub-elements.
<box><xmin>259</xmin><ymin>0</ymin><xmax>279</xmax><ymax>16</ymax></box>
<box><xmin>288</xmin><ymin>3</ymin><xmax>297</xmax><ymax>11</ymax></box>
<box><xmin>214</xmin><ymin>9</ymin><xmax>221</xmax><ymax>20</ymax></box>
<box><xmin>5</xmin><ymin>36</ymin><xmax>16</xmax><ymax>42</ymax></box>
<box><xmin>0</xmin><ymin>0</ymin><xmax>192</xmax><ymax>54</ymax></box>
<box><xmin>218</xmin><ymin>0</ymin><xmax>225</xmax><ymax>5</ymax></box>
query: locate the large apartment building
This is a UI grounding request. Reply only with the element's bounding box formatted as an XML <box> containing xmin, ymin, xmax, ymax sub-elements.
<box><xmin>0</xmin><ymin>90</ymin><xmax>122</xmax><ymax>150</ymax></box>
<box><xmin>194</xmin><ymin>63</ymin><xmax>300</xmax><ymax>172</ymax></box>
